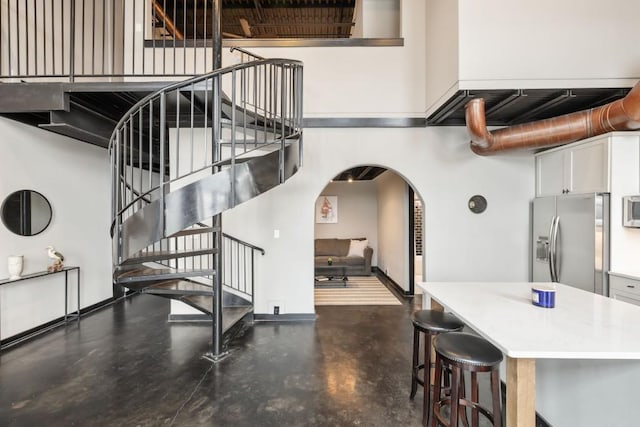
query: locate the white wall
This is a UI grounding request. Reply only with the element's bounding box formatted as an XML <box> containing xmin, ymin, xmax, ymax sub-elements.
<box><xmin>426</xmin><ymin>0</ymin><xmax>640</xmax><ymax>114</ymax></box>
<box><xmin>458</xmin><ymin>0</ymin><xmax>640</xmax><ymax>84</ymax></box>
<box><xmin>221</xmin><ymin>0</ymin><xmax>427</xmax><ymax>118</ymax></box>
<box><xmin>362</xmin><ymin>0</ymin><xmax>401</xmax><ymax>38</ymax></box>
<box><xmin>376</xmin><ymin>170</ymin><xmax>409</xmax><ymax>290</ymax></box>
<box><xmin>0</xmin><ymin>117</ymin><xmax>112</xmax><ymax>339</ymax></box>
<box><xmin>315</xmin><ymin>181</ymin><xmax>379</xmax><ymax>265</ymax></box>
<box><xmin>609</xmin><ymin>133</ymin><xmax>640</xmax><ymax>276</ymax></box>
<box><xmin>222</xmin><ymin>126</ymin><xmax>534</xmax><ymax>315</ymax></box>
<box><xmin>425</xmin><ymin>0</ymin><xmax>460</xmax><ymax>115</ymax></box>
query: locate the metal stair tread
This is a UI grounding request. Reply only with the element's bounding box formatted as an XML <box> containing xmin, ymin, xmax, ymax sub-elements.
<box><xmin>169</xmin><ymin>226</ymin><xmax>217</xmax><ymax>237</ymax></box>
<box><xmin>180</xmin><ymin>295</ymin><xmax>253</xmax><ymax>319</ymax></box>
<box><xmin>115</xmin><ymin>267</ymin><xmax>216</xmax><ymax>284</ymax></box>
<box><xmin>142</xmin><ymin>279</ymin><xmax>213</xmax><ymax>296</ymax></box>
<box><xmin>121</xmin><ymin>248</ymin><xmax>218</xmax><ymax>265</ymax></box>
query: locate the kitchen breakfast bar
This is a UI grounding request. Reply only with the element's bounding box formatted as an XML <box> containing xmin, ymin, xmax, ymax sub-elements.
<box><xmin>418</xmin><ymin>282</ymin><xmax>640</xmax><ymax>427</ymax></box>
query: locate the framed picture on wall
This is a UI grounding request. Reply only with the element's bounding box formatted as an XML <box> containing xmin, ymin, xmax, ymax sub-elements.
<box><xmin>315</xmin><ymin>195</ymin><xmax>338</xmax><ymax>223</ymax></box>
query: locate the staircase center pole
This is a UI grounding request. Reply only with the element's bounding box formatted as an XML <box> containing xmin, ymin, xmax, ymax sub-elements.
<box><xmin>205</xmin><ymin>0</ymin><xmax>227</xmax><ymax>363</ymax></box>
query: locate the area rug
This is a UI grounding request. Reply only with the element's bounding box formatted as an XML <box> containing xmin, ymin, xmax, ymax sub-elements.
<box><xmin>314</xmin><ymin>276</ymin><xmax>402</xmax><ymax>306</ymax></box>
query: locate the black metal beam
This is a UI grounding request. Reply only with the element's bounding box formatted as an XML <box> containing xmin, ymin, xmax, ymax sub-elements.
<box><xmin>484</xmin><ymin>90</ymin><xmax>525</xmax><ymax>118</ymax></box>
<box><xmin>581</xmin><ymin>89</ymin><xmax>628</xmax><ymax>110</ymax></box>
<box><xmin>356</xmin><ymin>166</ymin><xmax>372</xmax><ymax>180</ymax></box>
<box><xmin>0</xmin><ymin>83</ymin><xmax>69</xmax><ymax>113</ymax></box>
<box><xmin>511</xmin><ymin>90</ymin><xmax>575</xmax><ymax>124</ymax></box>
<box><xmin>426</xmin><ymin>90</ymin><xmax>469</xmax><ymax>125</ymax></box>
<box><xmin>41</xmin><ymin>101</ymin><xmax>119</xmax><ymax>148</ymax></box>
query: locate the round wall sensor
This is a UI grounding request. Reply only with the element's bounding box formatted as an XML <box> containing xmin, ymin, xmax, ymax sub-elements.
<box><xmin>468</xmin><ymin>195</ymin><xmax>487</xmax><ymax>214</ymax></box>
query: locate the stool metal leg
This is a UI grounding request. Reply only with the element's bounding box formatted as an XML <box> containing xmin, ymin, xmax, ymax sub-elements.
<box><xmin>460</xmin><ymin>374</ymin><xmax>470</xmax><ymax>427</ymax></box>
<box><xmin>411</xmin><ymin>327</ymin><xmax>420</xmax><ymax>399</ymax></box>
<box><xmin>450</xmin><ymin>366</ymin><xmax>461</xmax><ymax>427</ymax></box>
<box><xmin>471</xmin><ymin>372</ymin><xmax>479</xmax><ymax>427</ymax></box>
<box><xmin>423</xmin><ymin>333</ymin><xmax>433</xmax><ymax>426</ymax></box>
<box><xmin>430</xmin><ymin>352</ymin><xmax>443</xmax><ymax>427</ymax></box>
<box><xmin>490</xmin><ymin>370</ymin><xmax>502</xmax><ymax>427</ymax></box>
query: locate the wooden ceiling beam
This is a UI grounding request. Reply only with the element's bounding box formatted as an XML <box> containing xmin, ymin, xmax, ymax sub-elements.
<box><xmin>239</xmin><ymin>18</ymin><xmax>253</xmax><ymax>37</ymax></box>
<box><xmin>152</xmin><ymin>0</ymin><xmax>184</xmax><ymax>40</ymax></box>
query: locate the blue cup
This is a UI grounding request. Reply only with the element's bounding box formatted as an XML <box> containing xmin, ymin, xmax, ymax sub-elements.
<box><xmin>532</xmin><ymin>285</ymin><xmax>556</xmax><ymax>308</ymax></box>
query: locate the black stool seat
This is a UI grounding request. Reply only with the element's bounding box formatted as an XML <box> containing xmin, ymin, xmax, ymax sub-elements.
<box><xmin>434</xmin><ymin>332</ymin><xmax>503</xmax><ymax>367</ymax></box>
<box><xmin>431</xmin><ymin>332</ymin><xmax>503</xmax><ymax>427</ymax></box>
<box><xmin>410</xmin><ymin>310</ymin><xmax>465</xmax><ymax>426</ymax></box>
<box><xmin>412</xmin><ymin>310</ymin><xmax>465</xmax><ymax>333</ymax></box>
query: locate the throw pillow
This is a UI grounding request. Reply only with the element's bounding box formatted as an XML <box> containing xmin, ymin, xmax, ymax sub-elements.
<box><xmin>347</xmin><ymin>239</ymin><xmax>368</xmax><ymax>257</ymax></box>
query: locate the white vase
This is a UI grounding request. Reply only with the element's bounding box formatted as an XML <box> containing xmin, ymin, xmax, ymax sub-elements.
<box><xmin>8</xmin><ymin>255</ymin><xmax>24</xmax><ymax>280</ymax></box>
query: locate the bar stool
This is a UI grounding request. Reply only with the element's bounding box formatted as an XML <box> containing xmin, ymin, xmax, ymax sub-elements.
<box><xmin>431</xmin><ymin>332</ymin><xmax>503</xmax><ymax>427</ymax></box>
<box><xmin>410</xmin><ymin>310</ymin><xmax>465</xmax><ymax>426</ymax></box>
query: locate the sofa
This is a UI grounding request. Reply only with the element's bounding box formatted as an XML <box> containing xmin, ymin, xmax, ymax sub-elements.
<box><xmin>314</xmin><ymin>238</ymin><xmax>373</xmax><ymax>276</ymax></box>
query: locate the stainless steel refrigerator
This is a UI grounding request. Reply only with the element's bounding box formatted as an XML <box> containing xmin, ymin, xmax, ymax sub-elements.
<box><xmin>532</xmin><ymin>193</ymin><xmax>610</xmax><ymax>295</ymax></box>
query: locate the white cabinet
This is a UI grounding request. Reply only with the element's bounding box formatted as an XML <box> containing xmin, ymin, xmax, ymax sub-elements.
<box><xmin>535</xmin><ymin>137</ymin><xmax>610</xmax><ymax>197</ymax></box>
<box><xmin>536</xmin><ymin>149</ymin><xmax>565</xmax><ymax>196</ymax></box>
<box><xmin>609</xmin><ymin>273</ymin><xmax>640</xmax><ymax>307</ymax></box>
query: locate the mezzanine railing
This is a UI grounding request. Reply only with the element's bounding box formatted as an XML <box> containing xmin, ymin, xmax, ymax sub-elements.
<box><xmin>0</xmin><ymin>0</ymin><xmax>223</xmax><ymax>80</ymax></box>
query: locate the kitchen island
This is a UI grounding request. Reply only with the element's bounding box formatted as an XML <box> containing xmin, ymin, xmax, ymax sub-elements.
<box><xmin>418</xmin><ymin>282</ymin><xmax>640</xmax><ymax>427</ymax></box>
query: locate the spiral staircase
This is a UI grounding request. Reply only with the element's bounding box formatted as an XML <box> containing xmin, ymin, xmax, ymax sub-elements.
<box><xmin>0</xmin><ymin>0</ymin><xmax>303</xmax><ymax>360</ymax></box>
<box><xmin>109</xmin><ymin>53</ymin><xmax>303</xmax><ymax>360</ymax></box>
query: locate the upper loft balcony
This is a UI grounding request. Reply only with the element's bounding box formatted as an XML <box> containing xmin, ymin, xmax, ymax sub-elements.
<box><xmin>0</xmin><ymin>0</ymin><xmax>231</xmax><ymax>146</ymax></box>
<box><xmin>0</xmin><ymin>0</ymin><xmax>400</xmax><ymax>84</ymax></box>
<box><xmin>0</xmin><ymin>0</ymin><xmax>404</xmax><ymax>145</ymax></box>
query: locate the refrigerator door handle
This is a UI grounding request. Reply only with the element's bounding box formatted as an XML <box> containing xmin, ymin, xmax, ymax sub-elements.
<box><xmin>547</xmin><ymin>217</ymin><xmax>555</xmax><ymax>281</ymax></box>
<box><xmin>549</xmin><ymin>216</ymin><xmax>560</xmax><ymax>282</ymax></box>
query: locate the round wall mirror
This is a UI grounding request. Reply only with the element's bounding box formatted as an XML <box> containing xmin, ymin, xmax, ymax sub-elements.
<box><xmin>1</xmin><ymin>190</ymin><xmax>53</xmax><ymax>236</ymax></box>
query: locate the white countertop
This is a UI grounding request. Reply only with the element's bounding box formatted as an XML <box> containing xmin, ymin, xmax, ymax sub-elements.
<box><xmin>418</xmin><ymin>282</ymin><xmax>640</xmax><ymax>359</ymax></box>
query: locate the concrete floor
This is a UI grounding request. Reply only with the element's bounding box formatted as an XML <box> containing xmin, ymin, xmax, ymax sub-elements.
<box><xmin>0</xmin><ymin>292</ymin><xmax>441</xmax><ymax>426</ymax></box>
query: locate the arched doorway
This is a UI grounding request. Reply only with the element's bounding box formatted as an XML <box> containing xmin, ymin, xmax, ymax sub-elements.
<box><xmin>312</xmin><ymin>165</ymin><xmax>424</xmax><ymax>305</ymax></box>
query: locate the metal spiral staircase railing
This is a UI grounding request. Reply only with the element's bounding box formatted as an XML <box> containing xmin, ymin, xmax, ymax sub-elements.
<box><xmin>109</xmin><ymin>53</ymin><xmax>303</xmax><ymax>360</ymax></box>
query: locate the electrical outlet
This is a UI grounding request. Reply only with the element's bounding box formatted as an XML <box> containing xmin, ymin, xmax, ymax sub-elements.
<box><xmin>268</xmin><ymin>300</ymin><xmax>284</xmax><ymax>315</ymax></box>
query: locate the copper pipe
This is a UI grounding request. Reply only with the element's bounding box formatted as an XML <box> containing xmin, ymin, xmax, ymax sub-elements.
<box><xmin>153</xmin><ymin>0</ymin><xmax>184</xmax><ymax>41</ymax></box>
<box><xmin>465</xmin><ymin>81</ymin><xmax>640</xmax><ymax>155</ymax></box>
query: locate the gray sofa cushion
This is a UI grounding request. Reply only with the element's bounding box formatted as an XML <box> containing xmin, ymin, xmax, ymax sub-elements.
<box><xmin>314</xmin><ymin>238</ymin><xmax>350</xmax><ymax>256</ymax></box>
<box><xmin>315</xmin><ymin>256</ymin><xmax>364</xmax><ymax>266</ymax></box>
<box><xmin>314</xmin><ymin>238</ymin><xmax>372</xmax><ymax>276</ymax></box>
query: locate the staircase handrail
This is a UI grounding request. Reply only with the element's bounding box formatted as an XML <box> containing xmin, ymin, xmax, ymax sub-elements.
<box><xmin>110</xmin><ymin>53</ymin><xmax>303</xmax><ymax>262</ymax></box>
<box><xmin>160</xmin><ymin>219</ymin><xmax>266</xmax><ymax>257</ymax></box>
<box><xmin>222</xmin><ymin>233</ymin><xmax>266</xmax><ymax>256</ymax></box>
<box><xmin>108</xmin><ymin>58</ymin><xmax>302</xmax><ymax>153</ymax></box>
<box><xmin>229</xmin><ymin>47</ymin><xmax>266</xmax><ymax>61</ymax></box>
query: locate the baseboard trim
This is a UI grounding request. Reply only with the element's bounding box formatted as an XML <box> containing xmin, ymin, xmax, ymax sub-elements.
<box><xmin>373</xmin><ymin>267</ymin><xmax>411</xmax><ymax>296</ymax></box>
<box><xmin>0</xmin><ymin>295</ymin><xmax>118</xmax><ymax>350</ymax></box>
<box><xmin>169</xmin><ymin>312</ymin><xmax>317</xmax><ymax>323</ymax></box>
<box><xmin>253</xmin><ymin>313</ymin><xmax>317</xmax><ymax>322</ymax></box>
<box><xmin>168</xmin><ymin>314</ymin><xmax>211</xmax><ymax>322</ymax></box>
